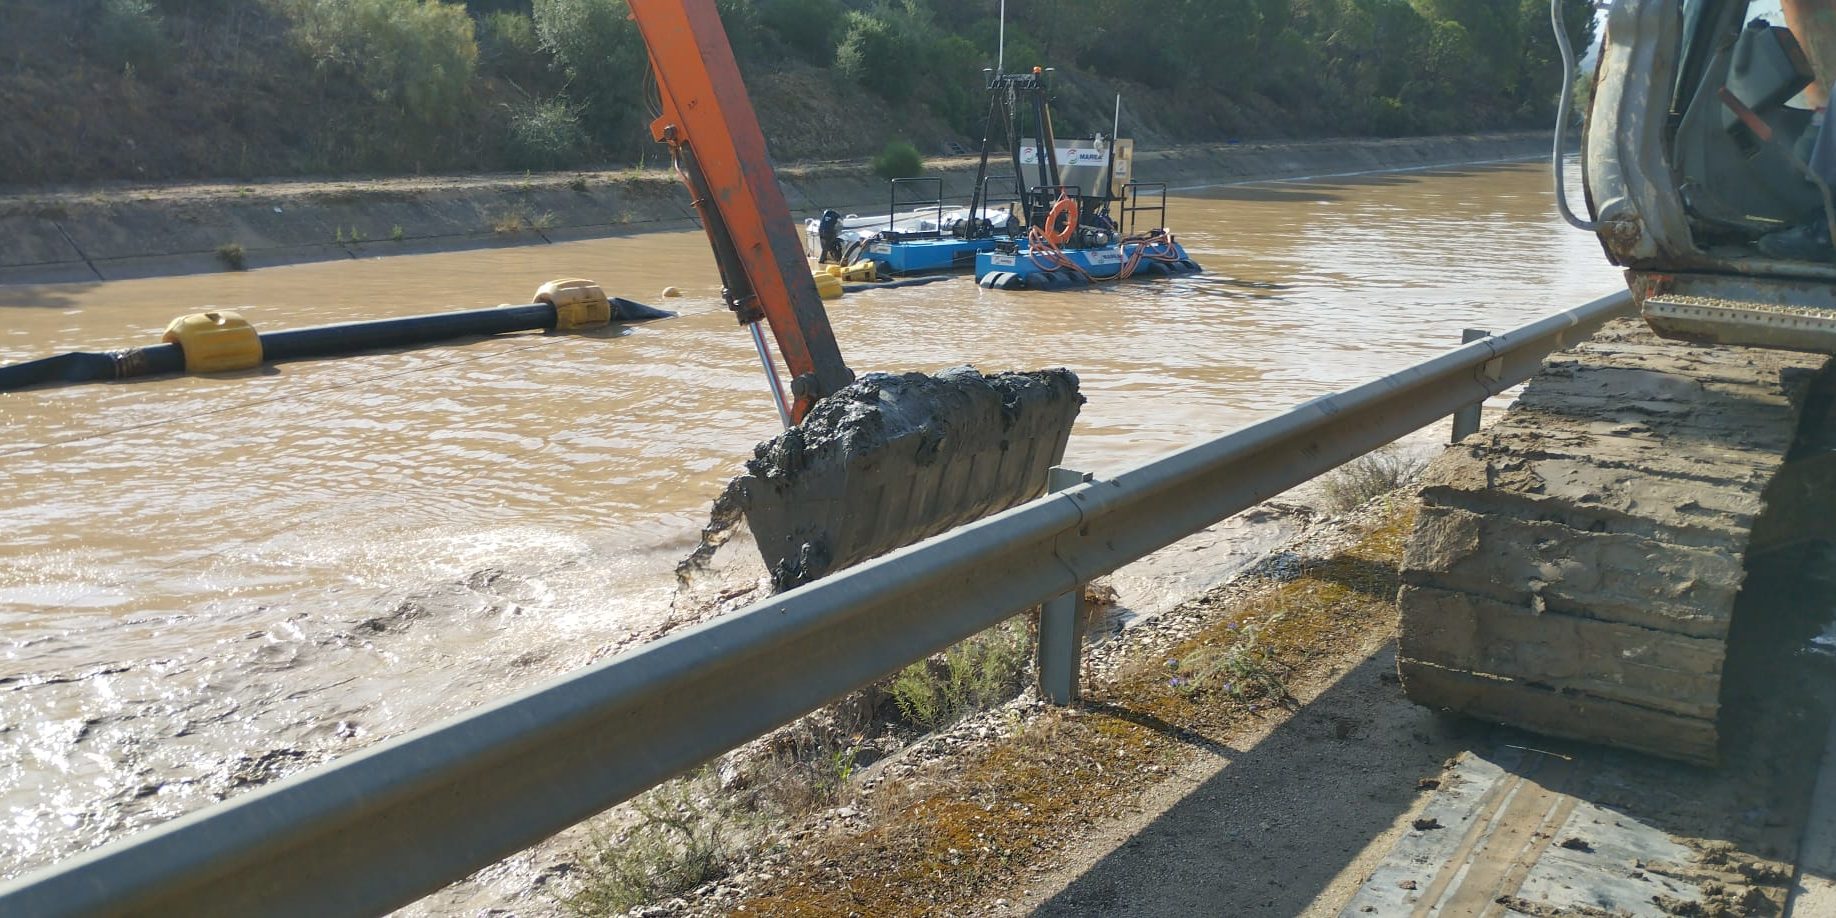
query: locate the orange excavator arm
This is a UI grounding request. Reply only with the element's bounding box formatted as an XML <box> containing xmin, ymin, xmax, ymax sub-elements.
<box><xmin>628</xmin><ymin>0</ymin><xmax>854</xmax><ymax>423</ymax></box>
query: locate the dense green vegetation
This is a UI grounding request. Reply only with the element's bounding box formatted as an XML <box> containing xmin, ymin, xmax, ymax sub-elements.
<box><xmin>0</xmin><ymin>0</ymin><xmax>1592</xmax><ymax>185</ymax></box>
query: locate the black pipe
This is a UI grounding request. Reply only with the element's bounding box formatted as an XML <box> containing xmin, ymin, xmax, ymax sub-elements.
<box><xmin>840</xmin><ymin>275</ymin><xmax>957</xmax><ymax>294</ymax></box>
<box><xmin>0</xmin><ymin>346</ymin><xmax>187</xmax><ymax>390</ymax></box>
<box><xmin>0</xmin><ymin>297</ymin><xmax>673</xmax><ymax>392</ymax></box>
<box><xmin>260</xmin><ymin>303</ymin><xmax>559</xmax><ymax>362</ymax></box>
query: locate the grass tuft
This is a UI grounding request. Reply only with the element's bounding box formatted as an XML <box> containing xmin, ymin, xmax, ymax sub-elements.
<box><xmin>216</xmin><ymin>242</ymin><xmax>246</xmax><ymax>271</ymax></box>
<box><xmin>565</xmin><ymin>774</ymin><xmax>738</xmax><ymax>917</ymax></box>
<box><xmin>890</xmin><ymin>616</ymin><xmax>1032</xmax><ymax>730</ymax></box>
<box><xmin>1321</xmin><ymin>446</ymin><xmax>1428</xmax><ymax>512</ymax></box>
<box><xmin>1170</xmin><ymin>614</ymin><xmax>1297</xmax><ymax>709</ymax></box>
<box><xmin>491</xmin><ymin>209</ymin><xmax>557</xmax><ymax>234</ymax></box>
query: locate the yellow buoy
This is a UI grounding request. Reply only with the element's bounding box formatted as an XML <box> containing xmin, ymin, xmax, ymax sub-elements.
<box><xmin>661</xmin><ymin>286</ymin><xmax>683</xmax><ymax>298</ymax></box>
<box><xmin>534</xmin><ymin>278</ymin><xmax>613</xmax><ymax>330</ymax></box>
<box><xmin>161</xmin><ymin>311</ymin><xmax>262</xmax><ymax>374</ymax></box>
<box><xmin>838</xmin><ymin>260</ymin><xmax>878</xmax><ymax>283</ymax></box>
<box><xmin>811</xmin><ymin>271</ymin><xmax>844</xmax><ymax>300</ymax></box>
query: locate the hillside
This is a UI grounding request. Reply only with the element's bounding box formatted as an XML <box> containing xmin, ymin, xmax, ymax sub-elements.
<box><xmin>0</xmin><ymin>0</ymin><xmax>1593</xmax><ymax>186</ymax></box>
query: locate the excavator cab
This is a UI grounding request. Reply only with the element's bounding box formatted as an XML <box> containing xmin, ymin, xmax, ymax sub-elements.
<box><xmin>1673</xmin><ymin>11</ymin><xmax>1818</xmax><ymax>234</ymax></box>
<box><xmin>1585</xmin><ymin>0</ymin><xmax>1836</xmax><ymax>351</ymax></box>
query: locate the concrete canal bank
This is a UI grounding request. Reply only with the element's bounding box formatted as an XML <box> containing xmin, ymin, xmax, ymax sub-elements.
<box><xmin>0</xmin><ymin>131</ymin><xmax>1551</xmax><ymax>286</ymax></box>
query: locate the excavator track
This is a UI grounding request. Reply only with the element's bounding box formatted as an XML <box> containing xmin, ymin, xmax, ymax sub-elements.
<box><xmin>1398</xmin><ymin>317</ymin><xmax>1828</xmax><ymax>765</ymax></box>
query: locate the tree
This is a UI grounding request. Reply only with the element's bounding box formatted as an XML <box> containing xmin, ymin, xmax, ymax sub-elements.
<box><xmin>531</xmin><ymin>0</ymin><xmax>647</xmax><ymax>148</ymax></box>
<box><xmin>758</xmin><ymin>0</ymin><xmax>844</xmax><ymax>65</ymax></box>
<box><xmin>1412</xmin><ymin>0</ymin><xmax>1522</xmax><ymax>92</ymax></box>
<box><xmin>1513</xmin><ymin>0</ymin><xmax>1596</xmax><ymax>119</ymax></box>
<box><xmin>834</xmin><ymin>10</ymin><xmax>923</xmax><ymax>102</ymax></box>
<box><xmin>294</xmin><ymin>0</ymin><xmax>479</xmax><ymax>138</ymax></box>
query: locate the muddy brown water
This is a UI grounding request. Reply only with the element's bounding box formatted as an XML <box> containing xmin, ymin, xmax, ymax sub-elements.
<box><xmin>0</xmin><ymin>160</ymin><xmax>1617</xmax><ymax>879</ymax></box>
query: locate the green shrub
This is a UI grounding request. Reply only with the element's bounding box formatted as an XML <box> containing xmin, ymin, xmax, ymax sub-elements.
<box><xmin>1320</xmin><ymin>446</ymin><xmax>1427</xmax><ymax>512</ymax></box>
<box><xmin>747</xmin><ymin>737</ymin><xmax>860</xmax><ymax>817</ymax></box>
<box><xmin>292</xmin><ymin>0</ymin><xmax>479</xmax><ymax>136</ymax></box>
<box><xmin>834</xmin><ymin>10</ymin><xmax>921</xmax><ymax>103</ymax></box>
<box><xmin>1370</xmin><ymin>95</ymin><xmax>1412</xmax><ymax>136</ymax></box>
<box><xmin>479</xmin><ymin>8</ymin><xmax>537</xmax><ymax>59</ymax></box>
<box><xmin>870</xmin><ymin>140</ymin><xmax>923</xmax><ymax>180</ymax></box>
<box><xmin>922</xmin><ymin>34</ymin><xmax>986</xmax><ymax>134</ymax></box>
<box><xmin>890</xmin><ymin>616</ymin><xmax>1030</xmax><ymax>731</ymax></box>
<box><xmin>96</xmin><ymin>0</ymin><xmax>168</xmax><ymax>72</ymax></box>
<box><xmin>532</xmin><ymin>0</ymin><xmax>648</xmax><ymax>148</ymax></box>
<box><xmin>758</xmin><ymin>0</ymin><xmax>842</xmax><ymax>64</ymax></box>
<box><xmin>216</xmin><ymin>242</ymin><xmax>246</xmax><ymax>271</ymax></box>
<box><xmin>152</xmin><ymin>0</ymin><xmax>235</xmax><ymax>14</ymax></box>
<box><xmin>478</xmin><ymin>8</ymin><xmax>555</xmax><ymax>87</ymax></box>
<box><xmin>506</xmin><ymin>97</ymin><xmax>587</xmax><ymax>169</ymax></box>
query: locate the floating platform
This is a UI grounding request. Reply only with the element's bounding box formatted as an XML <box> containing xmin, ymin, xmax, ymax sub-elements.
<box><xmin>860</xmin><ymin>234</ymin><xmax>1013</xmax><ymax>275</ymax></box>
<box><xmin>975</xmin><ymin>238</ymin><xmax>1201</xmax><ymax>290</ymax></box>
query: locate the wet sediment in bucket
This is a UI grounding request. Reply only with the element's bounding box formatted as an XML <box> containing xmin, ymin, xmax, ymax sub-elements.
<box><xmin>680</xmin><ymin>368</ymin><xmax>1083</xmax><ymax>590</ymax></box>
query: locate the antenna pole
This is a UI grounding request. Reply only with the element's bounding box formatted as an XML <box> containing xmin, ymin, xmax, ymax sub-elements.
<box><xmin>997</xmin><ymin>0</ymin><xmax>1006</xmax><ymax>74</ymax></box>
<box><xmin>1104</xmin><ymin>94</ymin><xmax>1121</xmax><ymax>203</ymax></box>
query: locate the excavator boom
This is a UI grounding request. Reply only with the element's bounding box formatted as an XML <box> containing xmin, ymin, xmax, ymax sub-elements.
<box><xmin>627</xmin><ymin>0</ymin><xmax>1084</xmax><ymax>588</ymax></box>
<box><xmin>629</xmin><ymin>0</ymin><xmax>852</xmax><ymax>422</ymax></box>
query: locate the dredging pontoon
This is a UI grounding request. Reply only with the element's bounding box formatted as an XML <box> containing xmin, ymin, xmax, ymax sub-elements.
<box><xmin>975</xmin><ymin>181</ymin><xmax>1202</xmax><ymax>290</ymax></box>
<box><xmin>809</xmin><ymin>68</ymin><xmax>1201</xmax><ymax>288</ymax></box>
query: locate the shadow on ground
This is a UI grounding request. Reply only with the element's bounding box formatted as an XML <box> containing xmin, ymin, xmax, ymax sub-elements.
<box><xmin>1030</xmin><ymin>541</ymin><xmax>1836</xmax><ymax>917</ymax></box>
<box><xmin>1032</xmin><ymin>644</ymin><xmax>1487</xmax><ymax>917</ymax></box>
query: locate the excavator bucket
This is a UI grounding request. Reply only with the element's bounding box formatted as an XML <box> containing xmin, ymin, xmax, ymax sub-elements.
<box><xmin>685</xmin><ymin>368</ymin><xmax>1083</xmax><ymax>590</ymax></box>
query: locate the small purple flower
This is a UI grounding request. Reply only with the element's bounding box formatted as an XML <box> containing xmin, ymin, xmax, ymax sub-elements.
<box><xmin>1226</xmin><ymin>622</ymin><xmax>1240</xmax><ymax>632</ymax></box>
<box><xmin>1165</xmin><ymin>658</ymin><xmax>1179</xmax><ymax>669</ymax></box>
<box><xmin>1168</xmin><ymin>677</ymin><xmax>1184</xmax><ymax>688</ymax></box>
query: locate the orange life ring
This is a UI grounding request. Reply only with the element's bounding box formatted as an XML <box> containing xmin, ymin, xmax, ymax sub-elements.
<box><xmin>1044</xmin><ymin>196</ymin><xmax>1079</xmax><ymax>246</ymax></box>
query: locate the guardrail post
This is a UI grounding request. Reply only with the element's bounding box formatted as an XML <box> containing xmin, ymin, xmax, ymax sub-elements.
<box><xmin>1039</xmin><ymin>466</ymin><xmax>1092</xmax><ymax>705</ymax></box>
<box><xmin>1451</xmin><ymin>328</ymin><xmax>1491</xmax><ymax>443</ymax></box>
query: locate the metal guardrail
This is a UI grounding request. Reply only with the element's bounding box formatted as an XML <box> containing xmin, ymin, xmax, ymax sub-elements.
<box><xmin>0</xmin><ymin>291</ymin><xmax>1637</xmax><ymax>917</ymax></box>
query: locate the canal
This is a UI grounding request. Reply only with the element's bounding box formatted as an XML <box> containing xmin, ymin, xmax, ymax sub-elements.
<box><xmin>0</xmin><ymin>158</ymin><xmax>1619</xmax><ymax>876</ymax></box>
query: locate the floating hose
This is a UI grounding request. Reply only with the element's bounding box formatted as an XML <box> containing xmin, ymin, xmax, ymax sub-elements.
<box><xmin>840</xmin><ymin>274</ymin><xmax>957</xmax><ymax>294</ymax></box>
<box><xmin>1022</xmin><ymin>225</ymin><xmax>1186</xmax><ymax>284</ymax></box>
<box><xmin>0</xmin><ymin>282</ymin><xmax>672</xmax><ymax>392</ymax></box>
